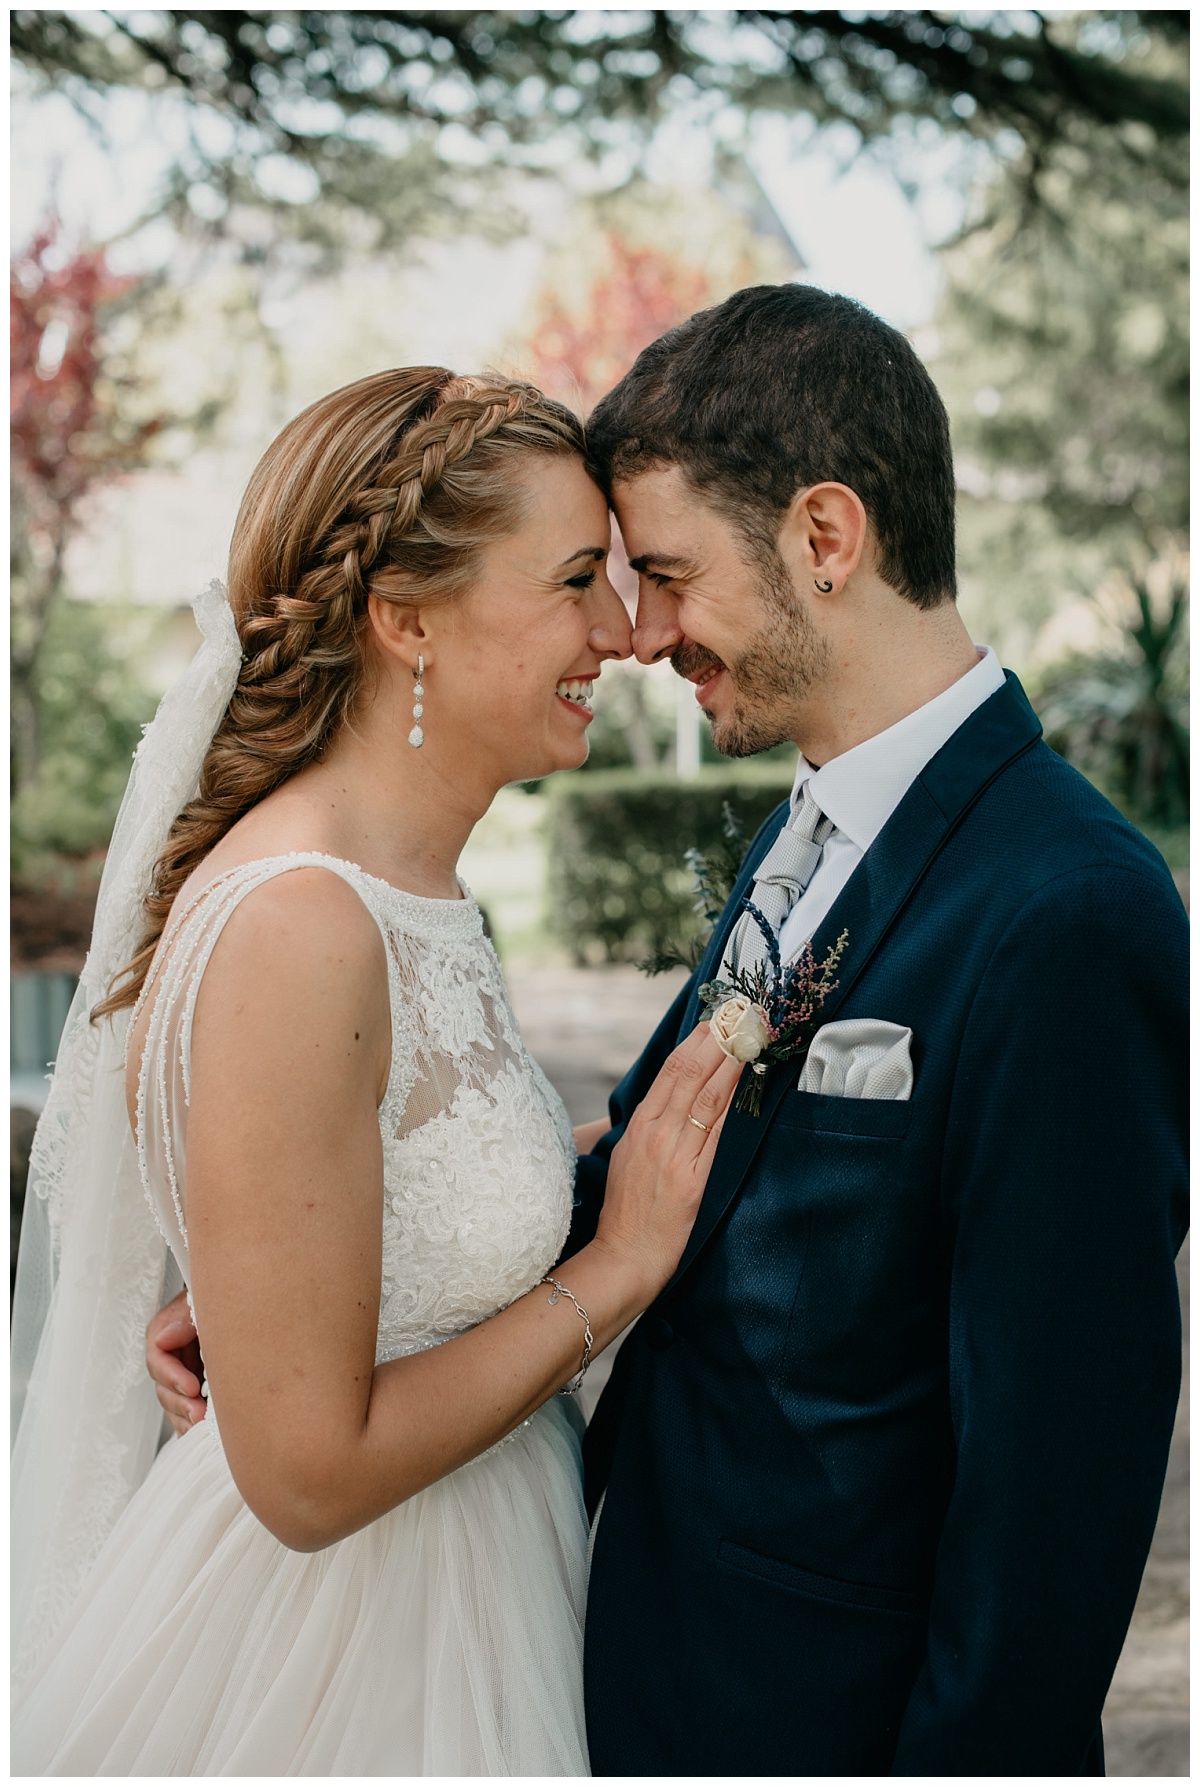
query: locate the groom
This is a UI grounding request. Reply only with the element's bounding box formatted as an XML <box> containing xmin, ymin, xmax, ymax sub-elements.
<box><xmin>568</xmin><ymin>284</ymin><xmax>1188</xmax><ymax>1775</ymax></box>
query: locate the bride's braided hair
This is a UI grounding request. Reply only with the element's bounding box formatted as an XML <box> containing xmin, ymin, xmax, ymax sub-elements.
<box><xmin>95</xmin><ymin>367</ymin><xmax>585</xmax><ymax>1018</ymax></box>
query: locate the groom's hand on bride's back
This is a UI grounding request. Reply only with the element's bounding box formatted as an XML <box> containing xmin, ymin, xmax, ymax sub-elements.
<box><xmin>593</xmin><ymin>1023</ymin><xmax>740</xmax><ymax>1300</ymax></box>
<box><xmin>146</xmin><ymin>1290</ymin><xmax>207</xmax><ymax>1436</ymax></box>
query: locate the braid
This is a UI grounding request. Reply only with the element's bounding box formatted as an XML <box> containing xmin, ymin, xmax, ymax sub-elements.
<box><xmin>94</xmin><ymin>369</ymin><xmax>584</xmax><ymax>1019</ymax></box>
<box><xmin>335</xmin><ymin>388</ymin><xmax>529</xmax><ymax>587</ymax></box>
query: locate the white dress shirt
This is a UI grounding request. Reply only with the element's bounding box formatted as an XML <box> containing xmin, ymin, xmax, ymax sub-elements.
<box><xmin>776</xmin><ymin>647</ymin><xmax>1007</xmax><ymax>963</ymax></box>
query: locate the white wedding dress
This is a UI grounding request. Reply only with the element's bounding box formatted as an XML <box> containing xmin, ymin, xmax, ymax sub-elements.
<box><xmin>13</xmin><ymin>854</ymin><xmax>590</xmax><ymax>1776</ymax></box>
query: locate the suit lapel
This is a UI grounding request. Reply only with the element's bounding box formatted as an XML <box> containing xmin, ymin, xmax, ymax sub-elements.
<box><xmin>664</xmin><ymin>673</ymin><xmax>1042</xmax><ymax>1295</ymax></box>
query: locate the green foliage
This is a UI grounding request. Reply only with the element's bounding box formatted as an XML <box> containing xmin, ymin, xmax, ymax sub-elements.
<box><xmin>545</xmin><ymin>764</ymin><xmax>794</xmax><ymax>965</ymax></box>
<box><xmin>17</xmin><ymin>11</ymin><xmax>1187</xmax><ymax>153</ymax></box>
<box><xmin>687</xmin><ymin>802</ymin><xmax>753</xmax><ymax>929</ymax></box>
<box><xmin>1032</xmin><ymin>558</ymin><xmax>1188</xmax><ymax>830</ymax></box>
<box><xmin>10</xmin><ymin>600</ymin><xmax>163</xmax><ymax>872</ymax></box>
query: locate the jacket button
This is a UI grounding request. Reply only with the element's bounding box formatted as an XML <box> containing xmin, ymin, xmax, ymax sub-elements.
<box><xmin>644</xmin><ymin>1314</ymin><xmax>676</xmax><ymax>1350</ymax></box>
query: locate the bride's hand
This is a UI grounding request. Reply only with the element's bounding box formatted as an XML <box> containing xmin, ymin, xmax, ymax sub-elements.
<box><xmin>593</xmin><ymin>1023</ymin><xmax>742</xmax><ymax>1302</ymax></box>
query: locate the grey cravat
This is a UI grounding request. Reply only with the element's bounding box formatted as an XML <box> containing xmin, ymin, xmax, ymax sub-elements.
<box><xmin>721</xmin><ymin>784</ymin><xmax>834</xmax><ymax>982</ymax></box>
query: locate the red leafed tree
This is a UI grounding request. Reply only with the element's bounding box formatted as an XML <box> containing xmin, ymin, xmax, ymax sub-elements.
<box><xmin>11</xmin><ymin>218</ymin><xmax>166</xmax><ymax>793</ymax></box>
<box><xmin>526</xmin><ymin>233</ymin><xmax>711</xmax><ymax>415</ymax></box>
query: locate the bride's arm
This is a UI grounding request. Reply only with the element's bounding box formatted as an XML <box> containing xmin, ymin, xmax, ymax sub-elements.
<box><xmin>186</xmin><ymin>869</ymin><xmax>738</xmax><ymax>1553</ymax></box>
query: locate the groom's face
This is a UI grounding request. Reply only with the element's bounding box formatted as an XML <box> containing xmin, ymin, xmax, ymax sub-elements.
<box><xmin>612</xmin><ymin>465</ymin><xmax>829</xmax><ymax>757</ymax></box>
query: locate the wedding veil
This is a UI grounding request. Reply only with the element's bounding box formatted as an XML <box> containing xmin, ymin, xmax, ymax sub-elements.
<box><xmin>11</xmin><ymin>581</ymin><xmax>243</xmax><ymax>1686</ymax></box>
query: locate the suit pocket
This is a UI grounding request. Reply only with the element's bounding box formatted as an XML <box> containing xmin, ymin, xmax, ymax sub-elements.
<box><xmin>717</xmin><ymin>1538</ymin><xmax>929</xmax><ymax>1618</ymax></box>
<box><xmin>774</xmin><ymin>1087</ymin><xmax>912</xmax><ymax>1141</ymax></box>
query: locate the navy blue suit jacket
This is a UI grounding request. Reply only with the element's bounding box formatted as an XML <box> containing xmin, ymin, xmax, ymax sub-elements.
<box><xmin>570</xmin><ymin>674</ymin><xmax>1188</xmax><ymax>1776</ymax></box>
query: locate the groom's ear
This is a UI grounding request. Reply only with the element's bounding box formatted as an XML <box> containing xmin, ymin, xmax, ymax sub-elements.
<box><xmin>778</xmin><ymin>482</ymin><xmax>868</xmax><ymax>597</ymax></box>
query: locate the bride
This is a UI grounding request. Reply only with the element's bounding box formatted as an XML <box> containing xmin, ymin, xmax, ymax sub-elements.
<box><xmin>11</xmin><ymin>368</ymin><xmax>740</xmax><ymax>1774</ymax></box>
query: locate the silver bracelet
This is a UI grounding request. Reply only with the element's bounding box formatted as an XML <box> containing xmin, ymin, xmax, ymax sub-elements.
<box><xmin>541</xmin><ymin>1275</ymin><xmax>594</xmax><ymax>1395</ymax></box>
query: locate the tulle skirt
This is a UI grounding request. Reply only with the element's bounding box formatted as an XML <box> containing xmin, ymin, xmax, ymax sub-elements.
<box><xmin>12</xmin><ymin>1398</ymin><xmax>590</xmax><ymax>1775</ymax></box>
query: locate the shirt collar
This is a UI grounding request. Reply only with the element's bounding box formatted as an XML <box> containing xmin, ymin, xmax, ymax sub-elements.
<box><xmin>789</xmin><ymin>647</ymin><xmax>1006</xmax><ymax>853</ymax></box>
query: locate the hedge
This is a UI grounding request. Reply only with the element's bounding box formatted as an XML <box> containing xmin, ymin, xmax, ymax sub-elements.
<box><xmin>545</xmin><ymin>764</ymin><xmax>794</xmax><ymax>964</ymax></box>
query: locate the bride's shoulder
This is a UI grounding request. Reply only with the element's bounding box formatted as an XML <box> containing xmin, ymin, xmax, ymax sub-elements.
<box><xmin>187</xmin><ymin>863</ymin><xmax>392</xmax><ymax>1078</ymax></box>
<box><xmin>129</xmin><ymin>862</ymin><xmax>392</xmax><ymax>1124</ymax></box>
<box><xmin>200</xmin><ymin>860</ymin><xmax>385</xmax><ymax>975</ymax></box>
<box><xmin>165</xmin><ymin>858</ymin><xmax>387</xmax><ymax>1021</ymax></box>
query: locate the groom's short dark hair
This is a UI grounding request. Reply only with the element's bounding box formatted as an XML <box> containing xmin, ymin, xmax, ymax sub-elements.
<box><xmin>587</xmin><ymin>284</ymin><xmax>957</xmax><ymax>610</ymax></box>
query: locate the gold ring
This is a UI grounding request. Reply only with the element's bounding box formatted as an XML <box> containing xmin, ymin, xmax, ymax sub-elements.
<box><xmin>687</xmin><ymin>1114</ymin><xmax>711</xmax><ymax>1133</ymax></box>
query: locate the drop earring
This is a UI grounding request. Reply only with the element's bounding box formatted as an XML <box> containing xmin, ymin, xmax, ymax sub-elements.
<box><xmin>409</xmin><ymin>655</ymin><xmax>425</xmax><ymax>749</ymax></box>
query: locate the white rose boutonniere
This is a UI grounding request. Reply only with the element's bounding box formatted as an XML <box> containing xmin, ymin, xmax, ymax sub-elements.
<box><xmin>709</xmin><ymin>995</ymin><xmax>772</xmax><ymax>1063</ymax></box>
<box><xmin>699</xmin><ymin>926</ymin><xmax>850</xmax><ymax>1115</ymax></box>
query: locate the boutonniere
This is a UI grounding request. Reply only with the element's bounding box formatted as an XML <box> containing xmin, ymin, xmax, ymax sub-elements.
<box><xmin>698</xmin><ymin>914</ymin><xmax>849</xmax><ymax>1117</ymax></box>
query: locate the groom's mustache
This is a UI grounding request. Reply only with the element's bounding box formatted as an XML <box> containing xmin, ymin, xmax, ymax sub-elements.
<box><xmin>671</xmin><ymin>643</ymin><xmax>727</xmax><ymax>684</ymax></box>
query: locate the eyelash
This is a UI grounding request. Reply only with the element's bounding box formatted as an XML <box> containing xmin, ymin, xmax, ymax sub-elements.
<box><xmin>565</xmin><ymin>571</ymin><xmax>596</xmax><ymax>590</ymax></box>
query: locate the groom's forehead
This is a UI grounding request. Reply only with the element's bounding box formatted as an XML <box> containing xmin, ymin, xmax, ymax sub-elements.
<box><xmin>611</xmin><ymin>464</ymin><xmax>728</xmax><ymax>558</ymax></box>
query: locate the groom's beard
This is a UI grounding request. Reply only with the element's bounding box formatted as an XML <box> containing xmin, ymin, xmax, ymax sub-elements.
<box><xmin>672</xmin><ymin>551</ymin><xmax>828</xmax><ymax>758</ymax></box>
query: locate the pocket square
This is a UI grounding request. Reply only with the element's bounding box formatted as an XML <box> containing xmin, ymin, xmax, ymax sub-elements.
<box><xmin>797</xmin><ymin>1018</ymin><xmax>913</xmax><ymax>1101</ymax></box>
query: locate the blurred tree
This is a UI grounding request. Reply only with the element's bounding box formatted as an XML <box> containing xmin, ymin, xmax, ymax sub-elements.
<box><xmin>11</xmin><ymin>11</ymin><xmax>1187</xmax><ymax>258</ymax></box>
<box><xmin>11</xmin><ymin>220</ymin><xmax>168</xmax><ymax>797</ymax></box>
<box><xmin>933</xmin><ymin>47</ymin><xmax>1188</xmax><ymax>668</ymax></box>
<box><xmin>572</xmin><ymin>671</ymin><xmax>672</xmax><ymax>776</ymax></box>
<box><xmin>521</xmin><ymin>172</ymin><xmax>799</xmax><ymax>406</ymax></box>
<box><xmin>1034</xmin><ymin>552</ymin><xmax>1188</xmax><ymax>831</ymax></box>
<box><xmin>940</xmin><ymin>145</ymin><xmax>1187</xmax><ymax>547</ymax></box>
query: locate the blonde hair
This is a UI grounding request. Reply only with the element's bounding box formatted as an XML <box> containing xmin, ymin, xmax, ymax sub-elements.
<box><xmin>95</xmin><ymin>367</ymin><xmax>585</xmax><ymax>1018</ymax></box>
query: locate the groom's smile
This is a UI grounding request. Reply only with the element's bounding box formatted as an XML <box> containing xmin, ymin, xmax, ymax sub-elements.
<box><xmin>689</xmin><ymin>664</ymin><xmax>725</xmax><ymax>704</ymax></box>
<box><xmin>671</xmin><ymin>640</ymin><xmax>728</xmax><ymax>707</ymax></box>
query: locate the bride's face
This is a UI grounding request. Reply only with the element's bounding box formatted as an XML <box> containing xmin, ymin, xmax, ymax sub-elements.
<box><xmin>421</xmin><ymin>455</ymin><xmax>631</xmax><ymax>785</ymax></box>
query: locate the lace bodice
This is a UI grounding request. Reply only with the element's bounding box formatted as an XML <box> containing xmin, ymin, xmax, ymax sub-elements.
<box><xmin>132</xmin><ymin>854</ymin><xmax>576</xmax><ymax>1366</ymax></box>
